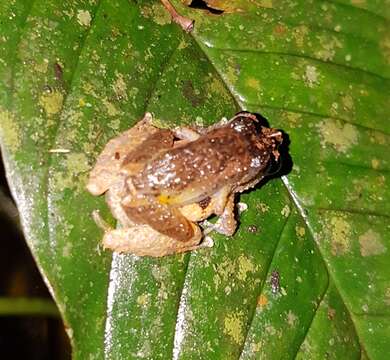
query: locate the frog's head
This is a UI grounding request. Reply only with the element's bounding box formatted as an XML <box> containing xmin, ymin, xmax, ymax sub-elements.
<box><xmin>229</xmin><ymin>112</ymin><xmax>283</xmax><ymax>161</ymax></box>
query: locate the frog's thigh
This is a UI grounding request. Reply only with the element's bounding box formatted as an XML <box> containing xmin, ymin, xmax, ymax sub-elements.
<box><xmin>87</xmin><ymin>113</ymin><xmax>156</xmax><ymax>195</ymax></box>
<box><xmin>124</xmin><ymin>198</ymin><xmax>201</xmax><ymax>243</ymax></box>
<box><xmin>102</xmin><ymin>225</ymin><xmax>203</xmax><ymax>257</ymax></box>
<box><xmin>214</xmin><ymin>193</ymin><xmax>237</xmax><ymax>236</ymax></box>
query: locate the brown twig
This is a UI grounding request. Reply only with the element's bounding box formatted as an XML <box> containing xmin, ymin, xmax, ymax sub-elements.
<box><xmin>160</xmin><ymin>0</ymin><xmax>194</xmax><ymax>32</ymax></box>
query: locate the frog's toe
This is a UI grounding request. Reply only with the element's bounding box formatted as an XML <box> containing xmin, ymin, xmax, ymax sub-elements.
<box><xmin>173</xmin><ymin>127</ymin><xmax>200</xmax><ymax>141</ymax></box>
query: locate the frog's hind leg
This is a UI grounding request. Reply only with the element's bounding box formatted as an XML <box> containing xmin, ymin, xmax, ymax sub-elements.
<box><xmin>123</xmin><ymin>196</ymin><xmax>203</xmax><ymax>243</ymax></box>
<box><xmin>87</xmin><ymin>112</ymin><xmax>158</xmax><ymax>195</ymax></box>
<box><xmin>102</xmin><ymin>224</ymin><xmax>210</xmax><ymax>257</ymax></box>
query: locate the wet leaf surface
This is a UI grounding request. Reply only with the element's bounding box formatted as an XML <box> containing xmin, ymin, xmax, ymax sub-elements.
<box><xmin>0</xmin><ymin>0</ymin><xmax>389</xmax><ymax>358</ymax></box>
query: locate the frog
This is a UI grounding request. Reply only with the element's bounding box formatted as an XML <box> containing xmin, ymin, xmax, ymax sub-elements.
<box><xmin>87</xmin><ymin>111</ymin><xmax>283</xmax><ymax>257</ymax></box>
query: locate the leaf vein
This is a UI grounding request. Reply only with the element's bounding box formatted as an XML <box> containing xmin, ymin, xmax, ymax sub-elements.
<box><xmin>244</xmin><ymin>103</ymin><xmax>390</xmax><ymax>136</ymax></box>
<box><xmin>209</xmin><ymin>47</ymin><xmax>390</xmax><ymax>82</ymax></box>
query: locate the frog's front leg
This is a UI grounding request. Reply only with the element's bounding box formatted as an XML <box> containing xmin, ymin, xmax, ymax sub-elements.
<box><xmin>214</xmin><ymin>194</ymin><xmax>237</xmax><ymax>236</ymax></box>
<box><xmin>203</xmin><ymin>193</ymin><xmax>237</xmax><ymax>236</ymax></box>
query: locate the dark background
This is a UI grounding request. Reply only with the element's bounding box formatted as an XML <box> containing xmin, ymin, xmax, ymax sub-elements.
<box><xmin>0</xmin><ymin>153</ymin><xmax>71</xmax><ymax>360</ymax></box>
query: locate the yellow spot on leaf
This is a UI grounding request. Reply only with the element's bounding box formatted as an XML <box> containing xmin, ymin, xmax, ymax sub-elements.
<box><xmin>371</xmin><ymin>158</ymin><xmax>380</xmax><ymax>169</ymax></box>
<box><xmin>341</xmin><ymin>94</ymin><xmax>354</xmax><ymax>111</ymax></box>
<box><xmin>34</xmin><ymin>59</ymin><xmax>49</xmax><ymax>73</ymax></box>
<box><xmin>112</xmin><ymin>72</ymin><xmax>128</xmax><ymax>100</ymax></box>
<box><xmin>246</xmin><ymin>77</ymin><xmax>261</xmax><ymax>90</ymax></box>
<box><xmin>379</xmin><ymin>32</ymin><xmax>390</xmax><ymax>64</ymax></box>
<box><xmin>296</xmin><ymin>226</ymin><xmax>305</xmax><ymax>237</ymax></box>
<box><xmin>102</xmin><ymin>98</ymin><xmax>120</xmax><ymax>117</ymax></box>
<box><xmin>329</xmin><ymin>216</ymin><xmax>352</xmax><ymax>256</ymax></box>
<box><xmin>315</xmin><ymin>35</ymin><xmax>342</xmax><ymax>61</ymax></box>
<box><xmin>385</xmin><ymin>288</ymin><xmax>390</xmax><ymax>306</ymax></box>
<box><xmin>39</xmin><ymin>91</ymin><xmax>64</xmax><ymax>116</ymax></box>
<box><xmin>285</xmin><ymin>112</ymin><xmax>302</xmax><ymax>128</ymax></box>
<box><xmin>257</xmin><ymin>203</ymin><xmax>269</xmax><ymax>213</ymax></box>
<box><xmin>77</xmin><ymin>10</ymin><xmax>92</xmax><ymax>27</ymax></box>
<box><xmin>78</xmin><ymin>98</ymin><xmax>86</xmax><ymax>107</ymax></box>
<box><xmin>137</xmin><ymin>294</ymin><xmax>149</xmax><ymax>306</ymax></box>
<box><xmin>359</xmin><ymin>229</ymin><xmax>386</xmax><ymax>257</ymax></box>
<box><xmin>237</xmin><ymin>255</ymin><xmax>255</xmax><ymax>281</ymax></box>
<box><xmin>292</xmin><ymin>25</ymin><xmax>309</xmax><ymax>48</ymax></box>
<box><xmin>178</xmin><ymin>39</ymin><xmax>189</xmax><ymax>50</ymax></box>
<box><xmin>140</xmin><ymin>3</ymin><xmax>171</xmax><ymax>26</ymax></box>
<box><xmin>0</xmin><ymin>109</ymin><xmax>20</xmax><ymax>152</ymax></box>
<box><xmin>52</xmin><ymin>153</ymin><xmax>90</xmax><ymax>192</ymax></box>
<box><xmin>259</xmin><ymin>0</ymin><xmax>273</xmax><ymax>8</ymax></box>
<box><xmin>281</xmin><ymin>205</ymin><xmax>290</xmax><ymax>217</ymax></box>
<box><xmin>224</xmin><ymin>312</ymin><xmax>244</xmax><ymax>344</ymax></box>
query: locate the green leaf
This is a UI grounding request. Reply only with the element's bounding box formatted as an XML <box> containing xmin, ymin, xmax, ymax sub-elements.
<box><xmin>0</xmin><ymin>0</ymin><xmax>389</xmax><ymax>358</ymax></box>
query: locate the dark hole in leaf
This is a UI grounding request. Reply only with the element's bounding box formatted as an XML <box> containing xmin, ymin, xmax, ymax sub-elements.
<box><xmin>188</xmin><ymin>0</ymin><xmax>224</xmax><ymax>15</ymax></box>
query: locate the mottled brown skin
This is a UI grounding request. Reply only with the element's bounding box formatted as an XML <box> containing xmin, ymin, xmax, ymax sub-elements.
<box><xmin>87</xmin><ymin>112</ymin><xmax>282</xmax><ymax>257</ymax></box>
<box><xmin>124</xmin><ymin>201</ymin><xmax>195</xmax><ymax>241</ymax></box>
<box><xmin>131</xmin><ymin>116</ymin><xmax>279</xmax><ymax>204</ymax></box>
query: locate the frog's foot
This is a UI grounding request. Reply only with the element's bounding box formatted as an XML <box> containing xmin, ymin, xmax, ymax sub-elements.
<box><xmin>212</xmin><ymin>186</ymin><xmax>231</xmax><ymax>215</ymax></box>
<box><xmin>102</xmin><ymin>223</ymin><xmax>205</xmax><ymax>257</ymax></box>
<box><xmin>201</xmin><ymin>194</ymin><xmax>237</xmax><ymax>236</ymax></box>
<box><xmin>92</xmin><ymin>210</ymin><xmax>112</xmax><ymax>232</ymax></box>
<box><xmin>160</xmin><ymin>0</ymin><xmax>194</xmax><ymax>32</ymax></box>
<box><xmin>173</xmin><ymin>127</ymin><xmax>201</xmax><ymax>142</ymax></box>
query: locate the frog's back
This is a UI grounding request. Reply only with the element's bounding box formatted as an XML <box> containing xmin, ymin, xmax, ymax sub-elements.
<box><xmin>132</xmin><ymin>124</ymin><xmax>268</xmax><ymax>201</ymax></box>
